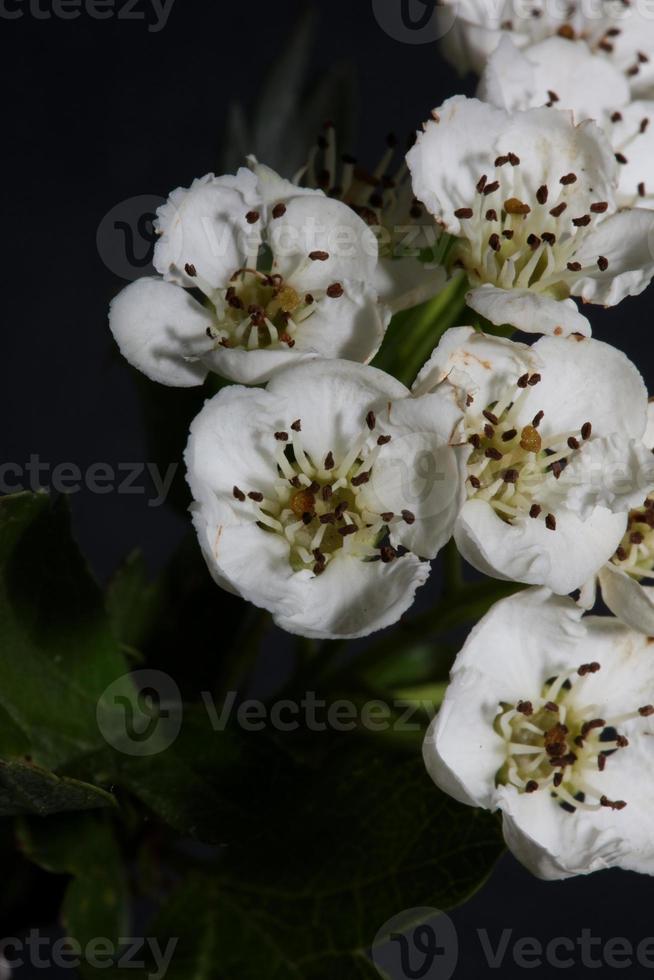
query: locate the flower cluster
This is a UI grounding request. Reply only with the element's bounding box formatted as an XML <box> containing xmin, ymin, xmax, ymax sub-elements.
<box><xmin>108</xmin><ymin>16</ymin><xmax>654</xmax><ymax>880</ymax></box>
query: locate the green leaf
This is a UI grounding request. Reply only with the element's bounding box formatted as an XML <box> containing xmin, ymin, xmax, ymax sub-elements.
<box><xmin>0</xmin><ymin>492</ymin><xmax>134</xmax><ymax>770</ymax></box>
<box><xmin>0</xmin><ymin>761</ymin><xmax>115</xmax><ymax>816</ymax></box>
<box><xmin>106</xmin><ymin>550</ymin><xmax>162</xmax><ymax>654</ymax></box>
<box><xmin>143</xmin><ymin>734</ymin><xmax>503</xmax><ymax>979</ymax></box>
<box><xmin>18</xmin><ymin>812</ymin><xmax>128</xmax><ymax>949</ymax></box>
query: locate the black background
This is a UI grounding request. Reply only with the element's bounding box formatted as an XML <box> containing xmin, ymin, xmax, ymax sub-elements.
<box><xmin>3</xmin><ymin>0</ymin><xmax>654</xmax><ymax>976</ymax></box>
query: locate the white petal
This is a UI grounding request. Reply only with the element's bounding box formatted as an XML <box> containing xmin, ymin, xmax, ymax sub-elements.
<box><xmin>411</xmin><ymin>326</ymin><xmax>537</xmax><ymax>407</ymax></box>
<box><xmin>423</xmin><ymin>671</ymin><xmax>507</xmax><ymax>810</ymax></box>
<box><xmin>275</xmin><ymin>551</ymin><xmax>431</xmax><ymax>640</ymax></box>
<box><xmin>358</xmin><ymin>394</ymin><xmax>469</xmax><ymax>560</ymax></box>
<box><xmin>552</xmin><ymin>435</ymin><xmax>654</xmax><ymax>519</ymax></box>
<box><xmin>571</xmin><ymin>209</ymin><xmax>654</xmax><ymax>306</ymax></box>
<box><xmin>480</xmin><ymin>36</ymin><xmax>630</xmax><ymax>122</ymax></box>
<box><xmin>599</xmin><ymin>563</ymin><xmax>654</xmax><ymax>636</ymax></box>
<box><xmin>267</xmin><ymin>193</ymin><xmax>379</xmax><ymax>288</ymax></box>
<box><xmin>291</xmin><ymin>281</ymin><xmax>390</xmax><ymax>365</ymax></box>
<box><xmin>201</xmin><ymin>345</ymin><xmax>318</xmax><ymax>386</ymax></box>
<box><xmin>109</xmin><ymin>277</ymin><xmax>210</xmax><ymax>387</ymax></box>
<box><xmin>375</xmin><ymin>258</ymin><xmax>447</xmax><ymax>314</ymax></box>
<box><xmin>611</xmin><ymin>101</ymin><xmax>654</xmax><ymax>208</ymax></box>
<box><xmin>455</xmin><ymin>498</ymin><xmax>627</xmax><ymax>595</ymax></box>
<box><xmin>517</xmin><ymin>335</ymin><xmax>648</xmax><ymax>440</ymax></box>
<box><xmin>154</xmin><ymin>169</ymin><xmax>259</xmax><ymax>288</ymax></box>
<box><xmin>645</xmin><ymin>399</ymin><xmax>654</xmax><ymax>450</ymax></box>
<box><xmin>407</xmin><ymin>96</ymin><xmax>509</xmax><ymax>235</ymax></box>
<box><xmin>265</xmin><ymin>358</ymin><xmax>409</xmax><ymax>464</ymax></box>
<box><xmin>467</xmin><ymin>284</ymin><xmax>591</xmax><ymax>338</ymax></box>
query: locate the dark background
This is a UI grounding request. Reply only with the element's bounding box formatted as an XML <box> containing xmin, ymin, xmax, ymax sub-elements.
<box><xmin>3</xmin><ymin>0</ymin><xmax>654</xmax><ymax>976</ymax></box>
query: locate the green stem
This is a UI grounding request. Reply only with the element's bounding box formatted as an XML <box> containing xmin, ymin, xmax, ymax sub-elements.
<box><xmin>442</xmin><ymin>538</ymin><xmax>463</xmax><ymax>598</ymax></box>
<box><xmin>394</xmin><ymin>274</ymin><xmax>468</xmax><ymax>387</ymax></box>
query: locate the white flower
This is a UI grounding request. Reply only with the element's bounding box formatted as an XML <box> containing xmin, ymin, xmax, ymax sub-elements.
<box><xmin>407</xmin><ymin>96</ymin><xmax>654</xmax><ymax>335</ymax></box>
<box><xmin>479</xmin><ymin>35</ymin><xmax>654</xmax><ymax>208</ymax></box>
<box><xmin>297</xmin><ymin>123</ymin><xmax>448</xmax><ymax>313</ymax></box>
<box><xmin>185</xmin><ymin>359</ymin><xmax>467</xmax><ymax>639</ymax></box>
<box><xmin>424</xmin><ymin>587</ymin><xmax>654</xmax><ymax>880</ymax></box>
<box><xmin>580</xmin><ymin>403</ymin><xmax>654</xmax><ymax>632</ymax></box>
<box><xmin>109</xmin><ymin>163</ymin><xmax>389</xmax><ymax>387</ymax></box>
<box><xmin>438</xmin><ymin>0</ymin><xmax>654</xmax><ymax>97</ymax></box>
<box><xmin>413</xmin><ymin>327</ymin><xmax>654</xmax><ymax>594</ymax></box>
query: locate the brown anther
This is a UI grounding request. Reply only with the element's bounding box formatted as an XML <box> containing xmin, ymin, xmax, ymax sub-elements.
<box><xmin>530</xmin><ymin>504</ymin><xmax>542</xmax><ymax>519</ymax></box>
<box><xmin>525</xmin><ymin>781</ymin><xmax>539</xmax><ymax>793</ymax></box>
<box><xmin>402</xmin><ymin>510</ymin><xmax>416</xmax><ymax>525</ymax></box>
<box><xmin>544</xmin><ymin>702</ymin><xmax>559</xmax><ymax>713</ymax></box>
<box><xmin>494</xmin><ymin>155</ymin><xmax>509</xmax><ymax>167</ymax></box>
<box><xmin>504</xmin><ymin>197</ymin><xmax>531</xmax><ymax>215</ymax></box>
<box><xmin>527</xmin><ymin>234</ymin><xmax>541</xmax><ymax>250</ymax></box>
<box><xmin>611</xmin><ymin>111</ymin><xmax>623</xmax><ymax>122</ymax></box>
<box><xmin>581</xmin><ymin>422</ymin><xmax>592</xmax><ymax>440</ymax></box>
<box><xmin>351</xmin><ymin>471</ymin><xmax>371</xmax><ymax>487</ymax></box>
<box><xmin>546</xmin><ymin>513</ymin><xmax>557</xmax><ymax>531</ymax></box>
<box><xmin>322</xmin><ymin>486</ymin><xmax>333</xmax><ymax>501</ymax></box>
<box><xmin>484</xmin><ymin>180</ymin><xmax>500</xmax><ymax>195</ymax></box>
<box><xmin>631</xmin><ymin>531</ymin><xmax>644</xmax><ymax>545</ymax></box>
<box><xmin>508</xmin><ymin>153</ymin><xmax>520</xmax><ymax>166</ymax></box>
<box><xmin>502</xmin><ymin>428</ymin><xmax>517</xmax><ymax>442</ymax></box>
<box><xmin>305</xmin><ymin>293</ymin><xmax>314</xmax><ymax>305</ymax></box>
<box><xmin>324</xmin><ymin>451</ymin><xmax>335</xmax><ymax>470</ymax></box>
<box><xmin>557</xmin><ymin>23</ymin><xmax>575</xmax><ymax>39</ymax></box>
<box><xmin>502</xmin><ymin>229</ymin><xmax>515</xmax><ymax>240</ymax></box>
<box><xmin>248</xmin><ymin>491</ymin><xmax>264</xmax><ymax>503</ymax></box>
<box><xmin>560</xmin><ymin>173</ymin><xmax>577</xmax><ymax>185</ymax></box>
<box><xmin>600</xmin><ymin>796</ymin><xmax>627</xmax><ymax>810</ymax></box>
<box><xmin>517</xmin><ymin>700</ymin><xmax>533</xmax><ymax>716</ymax></box>
<box><xmin>486</xmin><ymin>209</ymin><xmax>498</xmax><ymax>221</ymax></box>
<box><xmin>233</xmin><ymin>486</ymin><xmax>246</xmax><ymax>502</ymax></box>
<box><xmin>380</xmin><ymin>545</ymin><xmax>397</xmax><ymax>563</ymax></box>
<box><xmin>581</xmin><ymin>718</ymin><xmax>605</xmax><ymax>736</ymax></box>
<box><xmin>520</xmin><ymin>426</ymin><xmax>542</xmax><ymax>453</ymax></box>
<box><xmin>339</xmin><ymin>524</ymin><xmax>358</xmax><ymax>537</ymax></box>
<box><xmin>381</xmin><ymin>512</ymin><xmax>395</xmax><ymax>522</ymax></box>
<box><xmin>489</xmin><ymin>233</ymin><xmax>501</xmax><ymax>252</ymax></box>
<box><xmin>454</xmin><ymin>207</ymin><xmax>473</xmax><ymax>219</ymax></box>
<box><xmin>536</xmin><ymin>185</ymin><xmax>549</xmax><ymax>204</ymax></box>
<box><xmin>184</xmin><ymin>262</ymin><xmax>197</xmax><ymax>277</ymax></box>
<box><xmin>291</xmin><ymin>419</ymin><xmax>302</xmax><ymax>432</ymax></box>
<box><xmin>639</xmin><ymin>182</ymin><xmax>646</xmax><ymax>197</ymax></box>
<box><xmin>578</xmin><ymin>662</ymin><xmax>601</xmax><ymax>676</ymax></box>
<box><xmin>597</xmin><ymin>256</ymin><xmax>609</xmax><ymax>271</ymax></box>
<box><xmin>504</xmin><ymin>468</ymin><xmax>518</xmax><ymax>484</ymax></box>
<box><xmin>326</xmin><ymin>282</ymin><xmax>344</xmax><ymax>298</ymax></box>
<box><xmin>532</xmin><ymin>410</ymin><xmax>544</xmax><ymax>428</ymax></box>
<box><xmin>485</xmin><ymin>421</ymin><xmax>495</xmax><ymax>438</ymax></box>
<box><xmin>272</xmin><ymin>203</ymin><xmax>287</xmax><ymax>219</ymax></box>
<box><xmin>615</xmin><ymin>152</ymin><xmax>628</xmax><ymax>164</ymax></box>
<box><xmin>567</xmin><ymin>261</ymin><xmax>582</xmax><ymax>272</ymax></box>
<box><xmin>319</xmin><ymin>513</ymin><xmax>335</xmax><ymax>525</ymax></box>
<box><xmin>365</xmin><ymin>410</ymin><xmax>377</xmax><ymax>431</ymax></box>
<box><xmin>550</xmin><ymin>202</ymin><xmax>567</xmax><ymax>218</ymax></box>
<box><xmin>290</xmin><ymin>489</ymin><xmax>316</xmax><ymax>517</ymax></box>
<box><xmin>309</xmin><ymin>250</ymin><xmax>329</xmax><ymax>261</ymax></box>
<box><xmin>567</xmin><ymin>437</ymin><xmax>580</xmax><ymax>450</ymax></box>
<box><xmin>639</xmin><ymin>705</ymin><xmax>654</xmax><ymax>717</ymax></box>
<box><xmin>485</xmin><ymin>448</ymin><xmax>503</xmax><ymax>461</ymax></box>
<box><xmin>377</xmin><ymin>435</ymin><xmax>391</xmax><ymax>446</ymax></box>
<box><xmin>617</xmin><ymin>735</ymin><xmax>630</xmax><ymax>748</ymax></box>
<box><xmin>598</xmin><ymin>753</ymin><xmax>607</xmax><ymax>772</ymax></box>
<box><xmin>553</xmin><ymin>772</ymin><xmax>564</xmax><ymax>787</ymax></box>
<box><xmin>469</xmin><ymin>475</ymin><xmax>481</xmax><ymax>489</ymax></box>
<box><xmin>334</xmin><ymin>502</ymin><xmax>348</xmax><ymax>519</ymax></box>
<box><xmin>517</xmin><ymin>373</ymin><xmax>529</xmax><ymax>388</ymax></box>
<box><xmin>590</xmin><ymin>202</ymin><xmax>609</xmax><ymax>213</ymax></box>
<box><xmin>476</xmin><ymin>175</ymin><xmax>488</xmax><ymax>194</ymax></box>
<box><xmin>547</xmin><ymin>90</ymin><xmax>559</xmax><ymax>103</ymax></box>
<box><xmin>483</xmin><ymin>409</ymin><xmax>499</xmax><ymax>425</ymax></box>
<box><xmin>302</xmin><ymin>512</ymin><xmax>314</xmax><ymax>526</ymax></box>
<box><xmin>469</xmin><ymin>434</ymin><xmax>481</xmax><ymax>449</ymax></box>
<box><xmin>275</xmin><ymin>431</ymin><xmax>289</xmax><ymax>442</ymax></box>
<box><xmin>542</xmin><ymin>232</ymin><xmax>556</xmax><ymax>246</ymax></box>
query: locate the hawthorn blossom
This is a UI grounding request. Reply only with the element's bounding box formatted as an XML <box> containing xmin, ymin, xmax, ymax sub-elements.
<box><xmin>185</xmin><ymin>359</ymin><xmax>467</xmax><ymax>639</ymax></box>
<box><xmin>109</xmin><ymin>163</ymin><xmax>389</xmax><ymax>387</ymax></box>
<box><xmin>407</xmin><ymin>97</ymin><xmax>654</xmax><ymax>336</ymax></box>
<box><xmin>298</xmin><ymin>122</ymin><xmax>447</xmax><ymax>312</ymax></box>
<box><xmin>413</xmin><ymin>327</ymin><xmax>654</xmax><ymax>594</ymax></box>
<box><xmin>479</xmin><ymin>35</ymin><xmax>654</xmax><ymax>208</ymax></box>
<box><xmin>438</xmin><ymin>0</ymin><xmax>654</xmax><ymax>97</ymax></box>
<box><xmin>423</xmin><ymin>587</ymin><xmax>654</xmax><ymax>880</ymax></box>
<box><xmin>579</xmin><ymin>404</ymin><xmax>654</xmax><ymax>632</ymax></box>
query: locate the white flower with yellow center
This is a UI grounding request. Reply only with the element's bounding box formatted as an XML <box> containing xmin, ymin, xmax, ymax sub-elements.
<box><xmin>297</xmin><ymin>122</ymin><xmax>448</xmax><ymax>313</ymax></box>
<box><xmin>424</xmin><ymin>587</ymin><xmax>654</xmax><ymax>880</ymax></box>
<box><xmin>479</xmin><ymin>35</ymin><xmax>654</xmax><ymax>208</ymax></box>
<box><xmin>407</xmin><ymin>96</ymin><xmax>654</xmax><ymax>336</ymax></box>
<box><xmin>438</xmin><ymin>0</ymin><xmax>654</xmax><ymax>97</ymax></box>
<box><xmin>109</xmin><ymin>163</ymin><xmax>389</xmax><ymax>387</ymax></box>
<box><xmin>185</xmin><ymin>359</ymin><xmax>467</xmax><ymax>639</ymax></box>
<box><xmin>413</xmin><ymin>327</ymin><xmax>654</xmax><ymax>594</ymax></box>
